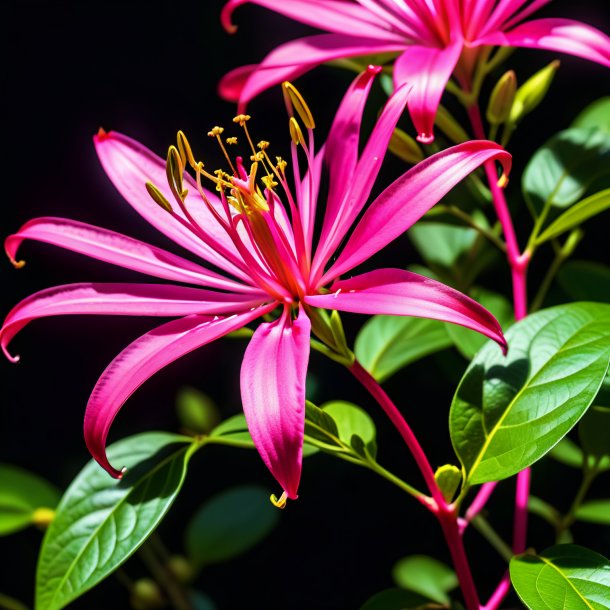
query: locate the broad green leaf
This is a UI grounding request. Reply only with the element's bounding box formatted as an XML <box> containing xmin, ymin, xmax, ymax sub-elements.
<box><xmin>176</xmin><ymin>387</ymin><xmax>220</xmax><ymax>434</ymax></box>
<box><xmin>523</xmin><ymin>127</ymin><xmax>610</xmax><ymax>212</ymax></box>
<box><xmin>360</xmin><ymin>588</ymin><xmax>431</xmax><ymax>610</ymax></box>
<box><xmin>304</xmin><ymin>401</ymin><xmax>339</xmax><ymax>445</ymax></box>
<box><xmin>445</xmin><ymin>288</ymin><xmax>513</xmax><ymax>359</ymax></box>
<box><xmin>528</xmin><ymin>495</ymin><xmax>561</xmax><ymax>526</ymax></box>
<box><xmin>510</xmin><ymin>544</ymin><xmax>610</xmax><ymax>609</ymax></box>
<box><xmin>0</xmin><ymin>464</ymin><xmax>60</xmax><ymax>536</ymax></box>
<box><xmin>579</xmin><ymin>406</ymin><xmax>610</xmax><ymax>459</ymax></box>
<box><xmin>36</xmin><ymin>432</ymin><xmax>195</xmax><ymax>610</ymax></box>
<box><xmin>575</xmin><ymin>500</ymin><xmax>610</xmax><ymax>525</ymax></box>
<box><xmin>355</xmin><ymin>315</ymin><xmax>451</xmax><ymax>382</ymax></box>
<box><xmin>393</xmin><ymin>555</ymin><xmax>458</xmax><ymax>604</ymax></box>
<box><xmin>450</xmin><ymin>303</ymin><xmax>610</xmax><ymax>486</ymax></box>
<box><xmin>208</xmin><ymin>413</ymin><xmax>253</xmax><ymax>447</ymax></box>
<box><xmin>572</xmin><ymin>97</ymin><xmax>610</xmax><ymax>133</ymax></box>
<box><xmin>185</xmin><ymin>485</ymin><xmax>279</xmax><ymax>568</ymax></box>
<box><xmin>558</xmin><ymin>261</ymin><xmax>610</xmax><ymax>303</ymax></box>
<box><xmin>322</xmin><ymin>401</ymin><xmax>376</xmax><ymax>446</ymax></box>
<box><xmin>536</xmin><ymin>189</ymin><xmax>610</xmax><ymax>244</ymax></box>
<box><xmin>409</xmin><ymin>221</ymin><xmax>479</xmax><ymax>269</ymax></box>
<box><xmin>549</xmin><ymin>437</ymin><xmax>610</xmax><ymax>472</ymax></box>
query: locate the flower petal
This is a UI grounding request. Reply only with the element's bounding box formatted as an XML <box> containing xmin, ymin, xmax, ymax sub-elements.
<box><xmin>393</xmin><ymin>40</ymin><xmax>463</xmax><ymax>143</ymax></box>
<box><xmin>5</xmin><ymin>217</ymin><xmax>257</xmax><ymax>293</ymax></box>
<box><xmin>476</xmin><ymin>18</ymin><xmax>610</xmax><ymax>68</ymax></box>
<box><xmin>1</xmin><ymin>283</ymin><xmax>269</xmax><ymax>362</ymax></box>
<box><xmin>84</xmin><ymin>303</ymin><xmax>276</xmax><ymax>477</ymax></box>
<box><xmin>320</xmin><ymin>141</ymin><xmax>511</xmax><ymax>284</ymax></box>
<box><xmin>240</xmin><ymin>306</ymin><xmax>311</xmax><ymax>500</ymax></box>
<box><xmin>305</xmin><ymin>268</ymin><xmax>506</xmax><ymax>350</ymax></box>
<box><xmin>94</xmin><ymin>130</ymin><xmax>252</xmax><ymax>282</ymax></box>
<box><xmin>220</xmin><ymin>34</ymin><xmax>404</xmax><ymax>107</ymax></box>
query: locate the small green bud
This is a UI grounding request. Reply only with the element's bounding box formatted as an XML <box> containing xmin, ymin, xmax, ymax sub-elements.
<box><xmin>486</xmin><ymin>70</ymin><xmax>517</xmax><ymax>125</ymax></box>
<box><xmin>166</xmin><ymin>554</ymin><xmax>195</xmax><ymax>584</ymax></box>
<box><xmin>32</xmin><ymin>507</ymin><xmax>55</xmax><ymax>529</ymax></box>
<box><xmin>130</xmin><ymin>578</ymin><xmax>165</xmax><ymax>610</ymax></box>
<box><xmin>388</xmin><ymin>127</ymin><xmax>424</xmax><ymax>164</ymax></box>
<box><xmin>434</xmin><ymin>464</ymin><xmax>462</xmax><ymax>503</ymax></box>
<box><xmin>509</xmin><ymin>60</ymin><xmax>560</xmax><ymax>124</ymax></box>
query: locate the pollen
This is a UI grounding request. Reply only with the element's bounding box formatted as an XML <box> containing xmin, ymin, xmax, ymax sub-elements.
<box><xmin>207</xmin><ymin>126</ymin><xmax>225</xmax><ymax>137</ymax></box>
<box><xmin>257</xmin><ymin>140</ymin><xmax>270</xmax><ymax>150</ymax></box>
<box><xmin>262</xmin><ymin>175</ymin><xmax>278</xmax><ymax>189</ymax></box>
<box><xmin>250</xmin><ymin>152</ymin><xmax>265</xmax><ymax>161</ymax></box>
<box><xmin>233</xmin><ymin>114</ymin><xmax>251</xmax><ymax>126</ymax></box>
<box><xmin>226</xmin><ymin>137</ymin><xmax>238</xmax><ymax>145</ymax></box>
<box><xmin>276</xmin><ymin>157</ymin><xmax>287</xmax><ymax>173</ymax></box>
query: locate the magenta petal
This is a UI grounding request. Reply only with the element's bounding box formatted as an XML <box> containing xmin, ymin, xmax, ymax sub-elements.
<box><xmin>0</xmin><ymin>283</ymin><xmax>269</xmax><ymax>362</ymax></box>
<box><xmin>240</xmin><ymin>306</ymin><xmax>311</xmax><ymax>500</ymax></box>
<box><xmin>321</xmin><ymin>141</ymin><xmax>512</xmax><ymax>284</ymax></box>
<box><xmin>393</xmin><ymin>41</ymin><xmax>463</xmax><ymax>143</ymax></box>
<box><xmin>305</xmin><ymin>268</ymin><xmax>506</xmax><ymax>351</ymax></box>
<box><xmin>476</xmin><ymin>18</ymin><xmax>610</xmax><ymax>67</ymax></box>
<box><xmin>5</xmin><ymin>217</ymin><xmax>257</xmax><ymax>293</ymax></box>
<box><xmin>84</xmin><ymin>303</ymin><xmax>276</xmax><ymax>477</ymax></box>
<box><xmin>218</xmin><ymin>64</ymin><xmax>258</xmax><ymax>102</ymax></box>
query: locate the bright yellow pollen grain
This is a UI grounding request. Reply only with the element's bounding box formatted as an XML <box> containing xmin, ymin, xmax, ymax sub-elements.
<box><xmin>276</xmin><ymin>157</ymin><xmax>287</xmax><ymax>173</ymax></box>
<box><xmin>207</xmin><ymin>126</ymin><xmax>224</xmax><ymax>137</ymax></box>
<box><xmin>226</xmin><ymin>137</ymin><xmax>238</xmax><ymax>145</ymax></box>
<box><xmin>233</xmin><ymin>114</ymin><xmax>251</xmax><ymax>126</ymax></box>
<box><xmin>249</xmin><ymin>152</ymin><xmax>265</xmax><ymax>161</ymax></box>
<box><xmin>262</xmin><ymin>175</ymin><xmax>278</xmax><ymax>189</ymax></box>
<box><xmin>257</xmin><ymin>140</ymin><xmax>270</xmax><ymax>150</ymax></box>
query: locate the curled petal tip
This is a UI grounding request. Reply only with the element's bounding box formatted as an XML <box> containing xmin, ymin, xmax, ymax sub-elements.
<box><xmin>221</xmin><ymin>1</ymin><xmax>241</xmax><ymax>34</ymax></box>
<box><xmin>270</xmin><ymin>491</ymin><xmax>289</xmax><ymax>509</ymax></box>
<box><xmin>499</xmin><ymin>336</ymin><xmax>508</xmax><ymax>356</ymax></box>
<box><xmin>2</xmin><ymin>346</ymin><xmax>20</xmax><ymax>364</ymax></box>
<box><xmin>95</xmin><ymin>127</ymin><xmax>110</xmax><ymax>142</ymax></box>
<box><xmin>416</xmin><ymin>132</ymin><xmax>434</xmax><ymax>144</ymax></box>
<box><xmin>117</xmin><ymin>466</ymin><xmax>127</xmax><ymax>479</ymax></box>
<box><xmin>367</xmin><ymin>65</ymin><xmax>383</xmax><ymax>75</ymax></box>
<box><xmin>9</xmin><ymin>258</ymin><xmax>25</xmax><ymax>269</ymax></box>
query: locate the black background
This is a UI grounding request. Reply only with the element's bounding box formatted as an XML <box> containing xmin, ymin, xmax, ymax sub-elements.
<box><xmin>1</xmin><ymin>1</ymin><xmax>609</xmax><ymax>608</ymax></box>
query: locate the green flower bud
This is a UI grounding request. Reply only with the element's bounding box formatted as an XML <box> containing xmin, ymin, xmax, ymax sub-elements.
<box><xmin>509</xmin><ymin>60</ymin><xmax>560</xmax><ymax>124</ymax></box>
<box><xmin>486</xmin><ymin>70</ymin><xmax>517</xmax><ymax>125</ymax></box>
<box><xmin>130</xmin><ymin>578</ymin><xmax>165</xmax><ymax>610</ymax></box>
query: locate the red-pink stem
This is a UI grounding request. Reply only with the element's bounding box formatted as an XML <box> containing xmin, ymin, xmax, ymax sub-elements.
<box><xmin>483</xmin><ymin>573</ymin><xmax>511</xmax><ymax>610</ymax></box>
<box><xmin>349</xmin><ymin>359</ymin><xmax>481</xmax><ymax>610</ymax></box>
<box><xmin>462</xmin><ymin>481</ymin><xmax>497</xmax><ymax>532</ymax></box>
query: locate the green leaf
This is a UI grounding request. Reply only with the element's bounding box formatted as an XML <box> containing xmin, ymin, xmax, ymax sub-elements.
<box><xmin>450</xmin><ymin>303</ymin><xmax>610</xmax><ymax>487</ymax></box>
<box><xmin>445</xmin><ymin>288</ymin><xmax>513</xmax><ymax>360</ymax></box>
<box><xmin>434</xmin><ymin>465</ymin><xmax>462</xmax><ymax>504</ymax></box>
<box><xmin>36</xmin><ymin>432</ymin><xmax>194</xmax><ymax>610</ymax></box>
<box><xmin>176</xmin><ymin>387</ymin><xmax>220</xmax><ymax>434</ymax></box>
<box><xmin>572</xmin><ymin>97</ymin><xmax>610</xmax><ymax>133</ymax></box>
<box><xmin>579</xmin><ymin>406</ymin><xmax>610</xmax><ymax>459</ymax></box>
<box><xmin>0</xmin><ymin>464</ymin><xmax>60</xmax><ymax>536</ymax></box>
<box><xmin>360</xmin><ymin>588</ymin><xmax>431</xmax><ymax>610</ymax></box>
<box><xmin>409</xmin><ymin>221</ymin><xmax>479</xmax><ymax>269</ymax></box>
<box><xmin>536</xmin><ymin>189</ymin><xmax>610</xmax><ymax>244</ymax></box>
<box><xmin>355</xmin><ymin>315</ymin><xmax>451</xmax><ymax>382</ymax></box>
<box><xmin>322</xmin><ymin>401</ymin><xmax>376</xmax><ymax>447</ymax></box>
<box><xmin>549</xmin><ymin>437</ymin><xmax>610</xmax><ymax>472</ymax></box>
<box><xmin>510</xmin><ymin>544</ymin><xmax>610</xmax><ymax>609</ymax></box>
<box><xmin>304</xmin><ymin>401</ymin><xmax>340</xmax><ymax>445</ymax></box>
<box><xmin>528</xmin><ymin>495</ymin><xmax>561</xmax><ymax>526</ymax></box>
<box><xmin>522</xmin><ymin>127</ymin><xmax>610</xmax><ymax>212</ymax></box>
<box><xmin>392</xmin><ymin>555</ymin><xmax>458</xmax><ymax>604</ymax></box>
<box><xmin>558</xmin><ymin>261</ymin><xmax>610</xmax><ymax>303</ymax></box>
<box><xmin>575</xmin><ymin>500</ymin><xmax>610</xmax><ymax>525</ymax></box>
<box><xmin>208</xmin><ymin>413</ymin><xmax>254</xmax><ymax>447</ymax></box>
<box><xmin>185</xmin><ymin>485</ymin><xmax>279</xmax><ymax>568</ymax></box>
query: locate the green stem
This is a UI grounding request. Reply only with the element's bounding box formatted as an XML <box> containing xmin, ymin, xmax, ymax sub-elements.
<box><xmin>138</xmin><ymin>542</ymin><xmax>192</xmax><ymax>610</ymax></box>
<box><xmin>0</xmin><ymin>594</ymin><xmax>30</xmax><ymax>610</ymax></box>
<box><xmin>471</xmin><ymin>515</ymin><xmax>513</xmax><ymax>563</ymax></box>
<box><xmin>365</xmin><ymin>459</ymin><xmax>428</xmax><ymax>503</ymax></box>
<box><xmin>557</xmin><ymin>464</ymin><xmax>599</xmax><ymax>538</ymax></box>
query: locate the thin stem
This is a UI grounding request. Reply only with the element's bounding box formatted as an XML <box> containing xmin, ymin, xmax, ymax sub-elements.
<box><xmin>366</xmin><ymin>459</ymin><xmax>429</xmax><ymax>505</ymax></box>
<box><xmin>512</xmin><ymin>468</ymin><xmax>530</xmax><ymax>554</ymax></box>
<box><xmin>557</xmin><ymin>464</ymin><xmax>599</xmax><ymax>538</ymax></box>
<box><xmin>0</xmin><ymin>594</ymin><xmax>30</xmax><ymax>610</ymax></box>
<box><xmin>463</xmin><ymin>482</ymin><xmax>497</xmax><ymax>529</ymax></box>
<box><xmin>471</xmin><ymin>515</ymin><xmax>513</xmax><ymax>563</ymax></box>
<box><xmin>483</xmin><ymin>573</ymin><xmax>511</xmax><ymax>610</ymax></box>
<box><xmin>138</xmin><ymin>542</ymin><xmax>192</xmax><ymax>610</ymax></box>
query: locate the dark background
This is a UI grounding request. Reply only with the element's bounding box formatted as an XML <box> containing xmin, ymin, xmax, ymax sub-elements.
<box><xmin>1</xmin><ymin>1</ymin><xmax>609</xmax><ymax>608</ymax></box>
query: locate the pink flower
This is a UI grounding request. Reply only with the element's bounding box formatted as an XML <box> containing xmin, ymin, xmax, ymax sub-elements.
<box><xmin>2</xmin><ymin>68</ymin><xmax>510</xmax><ymax>502</ymax></box>
<box><xmin>220</xmin><ymin>0</ymin><xmax>610</xmax><ymax>142</ymax></box>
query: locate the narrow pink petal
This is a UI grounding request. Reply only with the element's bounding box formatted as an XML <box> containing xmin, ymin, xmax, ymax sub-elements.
<box><xmin>229</xmin><ymin>34</ymin><xmax>405</xmax><ymax>109</ymax></box>
<box><xmin>1</xmin><ymin>283</ymin><xmax>269</xmax><ymax>362</ymax></box>
<box><xmin>393</xmin><ymin>41</ymin><xmax>463</xmax><ymax>144</ymax></box>
<box><xmin>218</xmin><ymin>64</ymin><xmax>258</xmax><ymax>102</ymax></box>
<box><xmin>85</xmin><ymin>303</ymin><xmax>276</xmax><ymax>477</ymax></box>
<box><xmin>321</xmin><ymin>141</ymin><xmax>511</xmax><ymax>284</ymax></box>
<box><xmin>222</xmin><ymin>0</ymin><xmax>399</xmax><ymax>38</ymax></box>
<box><xmin>312</xmin><ymin>80</ymin><xmax>411</xmax><ymax>280</ymax></box>
<box><xmin>298</xmin><ymin>147</ymin><xmax>324</xmax><ymax>254</ymax></box>
<box><xmin>476</xmin><ymin>19</ymin><xmax>610</xmax><ymax>68</ymax></box>
<box><xmin>240</xmin><ymin>306</ymin><xmax>311</xmax><ymax>500</ymax></box>
<box><xmin>94</xmin><ymin>131</ymin><xmax>252</xmax><ymax>282</ymax></box>
<box><xmin>5</xmin><ymin>217</ymin><xmax>258</xmax><ymax>293</ymax></box>
<box><xmin>305</xmin><ymin>268</ymin><xmax>506</xmax><ymax>350</ymax></box>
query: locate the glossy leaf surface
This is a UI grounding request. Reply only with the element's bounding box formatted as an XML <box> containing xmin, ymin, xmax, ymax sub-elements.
<box><xmin>572</xmin><ymin>97</ymin><xmax>610</xmax><ymax>133</ymax></box>
<box><xmin>36</xmin><ymin>433</ymin><xmax>194</xmax><ymax>610</ymax></box>
<box><xmin>510</xmin><ymin>544</ymin><xmax>610</xmax><ymax>610</ymax></box>
<box><xmin>450</xmin><ymin>303</ymin><xmax>610</xmax><ymax>486</ymax></box>
<box><xmin>575</xmin><ymin>500</ymin><xmax>610</xmax><ymax>525</ymax></box>
<box><xmin>359</xmin><ymin>588</ymin><xmax>431</xmax><ymax>610</ymax></box>
<box><xmin>392</xmin><ymin>555</ymin><xmax>458</xmax><ymax>604</ymax></box>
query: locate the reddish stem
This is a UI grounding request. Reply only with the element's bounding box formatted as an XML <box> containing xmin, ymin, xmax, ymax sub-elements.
<box><xmin>483</xmin><ymin>573</ymin><xmax>511</xmax><ymax>610</ymax></box>
<box><xmin>349</xmin><ymin>360</ymin><xmax>481</xmax><ymax>610</ymax></box>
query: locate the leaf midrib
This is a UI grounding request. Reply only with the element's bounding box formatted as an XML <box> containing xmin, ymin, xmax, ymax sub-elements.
<box><xmin>538</xmin><ymin>555</ymin><xmax>595</xmax><ymax>610</ymax></box>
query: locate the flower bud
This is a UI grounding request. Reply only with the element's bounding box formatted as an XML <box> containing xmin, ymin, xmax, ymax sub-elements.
<box><xmin>509</xmin><ymin>60</ymin><xmax>560</xmax><ymax>124</ymax></box>
<box><xmin>130</xmin><ymin>578</ymin><xmax>165</xmax><ymax>610</ymax></box>
<box><xmin>166</xmin><ymin>555</ymin><xmax>195</xmax><ymax>584</ymax></box>
<box><xmin>486</xmin><ymin>70</ymin><xmax>517</xmax><ymax>125</ymax></box>
<box><xmin>389</xmin><ymin>127</ymin><xmax>424</xmax><ymax>164</ymax></box>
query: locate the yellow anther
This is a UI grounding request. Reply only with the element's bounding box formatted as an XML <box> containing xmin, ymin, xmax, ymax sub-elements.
<box><xmin>257</xmin><ymin>140</ymin><xmax>270</xmax><ymax>150</ymax></box>
<box><xmin>166</xmin><ymin>146</ymin><xmax>188</xmax><ymax>202</ymax></box>
<box><xmin>270</xmin><ymin>491</ymin><xmax>288</xmax><ymax>509</ymax></box>
<box><xmin>226</xmin><ymin>136</ymin><xmax>238</xmax><ymax>145</ymax></box>
<box><xmin>276</xmin><ymin>156</ymin><xmax>287</xmax><ymax>173</ymax></box>
<box><xmin>207</xmin><ymin>126</ymin><xmax>225</xmax><ymax>137</ymax></box>
<box><xmin>497</xmin><ymin>173</ymin><xmax>509</xmax><ymax>189</ymax></box>
<box><xmin>146</xmin><ymin>182</ymin><xmax>173</xmax><ymax>212</ymax></box>
<box><xmin>282</xmin><ymin>81</ymin><xmax>315</xmax><ymax>129</ymax></box>
<box><xmin>233</xmin><ymin>114</ymin><xmax>251</xmax><ymax>126</ymax></box>
<box><xmin>262</xmin><ymin>175</ymin><xmax>278</xmax><ymax>189</ymax></box>
<box><xmin>249</xmin><ymin>151</ymin><xmax>265</xmax><ymax>161</ymax></box>
<box><xmin>289</xmin><ymin>117</ymin><xmax>305</xmax><ymax>146</ymax></box>
<box><xmin>176</xmin><ymin>131</ymin><xmax>197</xmax><ymax>169</ymax></box>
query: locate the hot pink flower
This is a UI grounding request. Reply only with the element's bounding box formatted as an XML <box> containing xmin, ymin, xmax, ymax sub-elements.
<box><xmin>220</xmin><ymin>0</ymin><xmax>610</xmax><ymax>142</ymax></box>
<box><xmin>2</xmin><ymin>68</ymin><xmax>510</xmax><ymax>502</ymax></box>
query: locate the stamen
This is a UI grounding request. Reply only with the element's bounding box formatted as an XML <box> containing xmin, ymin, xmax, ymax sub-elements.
<box><xmin>276</xmin><ymin>157</ymin><xmax>287</xmax><ymax>174</ymax></box>
<box><xmin>176</xmin><ymin>131</ymin><xmax>197</xmax><ymax>170</ymax></box>
<box><xmin>208</xmin><ymin>126</ymin><xmax>236</xmax><ymax>175</ymax></box>
<box><xmin>262</xmin><ymin>175</ymin><xmax>278</xmax><ymax>189</ymax></box>
<box><xmin>289</xmin><ymin>117</ymin><xmax>305</xmax><ymax>146</ymax></box>
<box><xmin>207</xmin><ymin>126</ymin><xmax>225</xmax><ymax>137</ymax></box>
<box><xmin>166</xmin><ymin>146</ymin><xmax>188</xmax><ymax>203</ymax></box>
<box><xmin>270</xmin><ymin>491</ymin><xmax>288</xmax><ymax>509</ymax></box>
<box><xmin>257</xmin><ymin>140</ymin><xmax>270</xmax><ymax>150</ymax></box>
<box><xmin>226</xmin><ymin>137</ymin><xmax>238</xmax><ymax>145</ymax></box>
<box><xmin>233</xmin><ymin>114</ymin><xmax>251</xmax><ymax>126</ymax></box>
<box><xmin>282</xmin><ymin>82</ymin><xmax>316</xmax><ymax>129</ymax></box>
<box><xmin>146</xmin><ymin>182</ymin><xmax>173</xmax><ymax>212</ymax></box>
